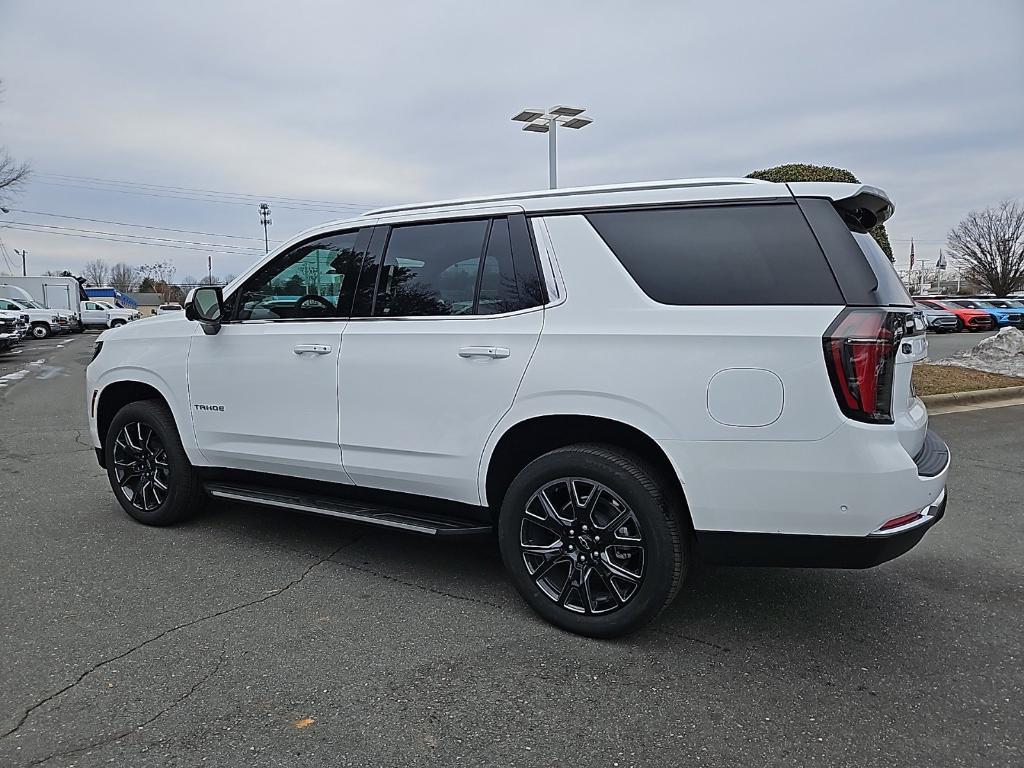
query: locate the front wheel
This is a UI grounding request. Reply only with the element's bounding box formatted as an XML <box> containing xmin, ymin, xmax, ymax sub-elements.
<box><xmin>110</xmin><ymin>319</ymin><xmax>126</xmax><ymax>328</ymax></box>
<box><xmin>498</xmin><ymin>444</ymin><xmax>687</xmax><ymax>638</ymax></box>
<box><xmin>105</xmin><ymin>400</ymin><xmax>205</xmax><ymax>525</ymax></box>
<box><xmin>30</xmin><ymin>323</ymin><xmax>51</xmax><ymax>339</ymax></box>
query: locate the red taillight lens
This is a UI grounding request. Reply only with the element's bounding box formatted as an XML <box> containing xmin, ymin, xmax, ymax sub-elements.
<box><xmin>823</xmin><ymin>308</ymin><xmax>901</xmax><ymax>424</ymax></box>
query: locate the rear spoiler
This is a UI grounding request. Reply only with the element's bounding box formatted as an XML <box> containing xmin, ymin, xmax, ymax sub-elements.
<box><xmin>787</xmin><ymin>182</ymin><xmax>894</xmax><ymax>228</ymax></box>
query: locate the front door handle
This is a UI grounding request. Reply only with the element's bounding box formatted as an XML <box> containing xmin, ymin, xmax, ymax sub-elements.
<box><xmin>458</xmin><ymin>346</ymin><xmax>510</xmax><ymax>359</ymax></box>
<box><xmin>293</xmin><ymin>344</ymin><xmax>332</xmax><ymax>355</ymax></box>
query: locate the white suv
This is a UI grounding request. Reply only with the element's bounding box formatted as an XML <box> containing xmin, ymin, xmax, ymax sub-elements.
<box><xmin>86</xmin><ymin>178</ymin><xmax>949</xmax><ymax>637</ymax></box>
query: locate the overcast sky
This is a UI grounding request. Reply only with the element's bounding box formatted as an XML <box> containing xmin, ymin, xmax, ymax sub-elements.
<box><xmin>1</xmin><ymin>0</ymin><xmax>1021</xmax><ymax>279</ymax></box>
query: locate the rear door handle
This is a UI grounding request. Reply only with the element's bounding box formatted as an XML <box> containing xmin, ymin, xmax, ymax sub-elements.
<box><xmin>293</xmin><ymin>344</ymin><xmax>332</xmax><ymax>355</ymax></box>
<box><xmin>458</xmin><ymin>346</ymin><xmax>510</xmax><ymax>359</ymax></box>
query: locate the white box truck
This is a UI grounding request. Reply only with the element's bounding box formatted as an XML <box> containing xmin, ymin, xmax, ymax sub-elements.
<box><xmin>0</xmin><ymin>276</ymin><xmax>87</xmax><ymax>332</ymax></box>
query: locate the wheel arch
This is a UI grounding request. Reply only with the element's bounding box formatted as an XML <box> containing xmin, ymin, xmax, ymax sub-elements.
<box><xmin>96</xmin><ymin>380</ymin><xmax>173</xmax><ymax>453</ymax></box>
<box><xmin>482</xmin><ymin>414</ymin><xmax>689</xmax><ymax>523</ymax></box>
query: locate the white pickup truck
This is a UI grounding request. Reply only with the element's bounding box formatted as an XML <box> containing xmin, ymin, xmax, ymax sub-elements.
<box><xmin>0</xmin><ymin>297</ymin><xmax>62</xmax><ymax>339</ymax></box>
<box><xmin>80</xmin><ymin>300</ymin><xmax>141</xmax><ymax>328</ymax></box>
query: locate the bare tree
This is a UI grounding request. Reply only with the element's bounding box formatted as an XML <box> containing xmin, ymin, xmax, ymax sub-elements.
<box><xmin>82</xmin><ymin>258</ymin><xmax>110</xmax><ymax>286</ymax></box>
<box><xmin>138</xmin><ymin>261</ymin><xmax>177</xmax><ymax>302</ymax></box>
<box><xmin>109</xmin><ymin>262</ymin><xmax>139</xmax><ymax>292</ymax></box>
<box><xmin>947</xmin><ymin>200</ymin><xmax>1024</xmax><ymax>297</ymax></box>
<box><xmin>0</xmin><ymin>80</ymin><xmax>30</xmax><ymax>200</ymax></box>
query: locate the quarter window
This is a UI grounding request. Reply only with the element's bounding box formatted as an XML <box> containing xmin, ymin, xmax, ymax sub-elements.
<box><xmin>236</xmin><ymin>230</ymin><xmax>364</xmax><ymax>321</ymax></box>
<box><xmin>586</xmin><ymin>204</ymin><xmax>844</xmax><ymax>306</ymax></box>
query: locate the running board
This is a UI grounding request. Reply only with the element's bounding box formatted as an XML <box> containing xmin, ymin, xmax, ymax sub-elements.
<box><xmin>204</xmin><ymin>482</ymin><xmax>493</xmax><ymax>537</ymax></box>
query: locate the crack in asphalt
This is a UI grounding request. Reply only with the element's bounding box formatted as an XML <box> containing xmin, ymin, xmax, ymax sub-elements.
<box><xmin>327</xmin><ymin>557</ymin><xmax>506</xmax><ymax>610</ymax></box>
<box><xmin>0</xmin><ymin>536</ymin><xmax>361</xmax><ymax>744</ymax></box>
<box><xmin>73</xmin><ymin>429</ymin><xmax>93</xmax><ymax>450</ymax></box>
<box><xmin>25</xmin><ymin>648</ymin><xmax>230</xmax><ymax>768</ymax></box>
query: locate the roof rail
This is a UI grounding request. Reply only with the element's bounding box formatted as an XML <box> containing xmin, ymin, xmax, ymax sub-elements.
<box><xmin>364</xmin><ymin>177</ymin><xmax>769</xmax><ymax>216</ymax></box>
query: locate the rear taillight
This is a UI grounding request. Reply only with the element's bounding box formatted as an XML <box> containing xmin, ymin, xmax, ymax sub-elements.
<box><xmin>823</xmin><ymin>308</ymin><xmax>903</xmax><ymax>424</ymax></box>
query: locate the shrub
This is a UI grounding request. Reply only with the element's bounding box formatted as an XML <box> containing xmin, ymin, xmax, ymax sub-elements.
<box><xmin>746</xmin><ymin>163</ymin><xmax>893</xmax><ymax>260</ymax></box>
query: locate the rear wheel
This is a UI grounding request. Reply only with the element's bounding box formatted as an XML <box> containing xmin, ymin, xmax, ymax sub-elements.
<box><xmin>498</xmin><ymin>444</ymin><xmax>687</xmax><ymax>638</ymax></box>
<box><xmin>105</xmin><ymin>400</ymin><xmax>205</xmax><ymax>525</ymax></box>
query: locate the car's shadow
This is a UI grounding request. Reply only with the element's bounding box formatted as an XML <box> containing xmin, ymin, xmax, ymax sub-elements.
<box><xmin>198</xmin><ymin>500</ymin><xmax>944</xmax><ymax>658</ymax></box>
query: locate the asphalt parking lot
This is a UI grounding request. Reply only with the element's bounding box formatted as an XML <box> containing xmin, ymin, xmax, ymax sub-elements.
<box><xmin>1</xmin><ymin>337</ymin><xmax>1022</xmax><ymax>767</ymax></box>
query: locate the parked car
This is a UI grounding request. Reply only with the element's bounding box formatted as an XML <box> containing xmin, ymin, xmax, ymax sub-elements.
<box><xmin>0</xmin><ymin>309</ymin><xmax>29</xmax><ymax>343</ymax></box>
<box><xmin>962</xmin><ymin>296</ymin><xmax>1024</xmax><ymax>327</ymax></box>
<box><xmin>155</xmin><ymin>303</ymin><xmax>183</xmax><ymax>315</ymax></box>
<box><xmin>0</xmin><ymin>309</ymin><xmax>27</xmax><ymax>351</ymax></box>
<box><xmin>950</xmin><ymin>298</ymin><xmax>1024</xmax><ymax>329</ymax></box>
<box><xmin>80</xmin><ymin>300</ymin><xmax>141</xmax><ymax>328</ymax></box>
<box><xmin>0</xmin><ymin>297</ymin><xmax>61</xmax><ymax>339</ymax></box>
<box><xmin>87</xmin><ymin>177</ymin><xmax>949</xmax><ymax>637</ymax></box>
<box><xmin>913</xmin><ymin>301</ymin><xmax>960</xmax><ymax>332</ymax></box>
<box><xmin>916</xmin><ymin>299</ymin><xmax>995</xmax><ymax>332</ymax></box>
<box><xmin>17</xmin><ymin>299</ymin><xmax>75</xmax><ymax>334</ymax></box>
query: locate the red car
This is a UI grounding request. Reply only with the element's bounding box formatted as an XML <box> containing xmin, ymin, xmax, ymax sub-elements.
<box><xmin>917</xmin><ymin>299</ymin><xmax>995</xmax><ymax>332</ymax></box>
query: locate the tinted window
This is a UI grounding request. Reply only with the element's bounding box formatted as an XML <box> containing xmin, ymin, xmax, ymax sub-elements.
<box><xmin>586</xmin><ymin>204</ymin><xmax>843</xmax><ymax>305</ymax></box>
<box><xmin>237</xmin><ymin>231</ymin><xmax>363</xmax><ymax>321</ymax></box>
<box><xmin>850</xmin><ymin>232</ymin><xmax>913</xmax><ymax>307</ymax></box>
<box><xmin>374</xmin><ymin>219</ymin><xmax>489</xmax><ymax>316</ymax></box>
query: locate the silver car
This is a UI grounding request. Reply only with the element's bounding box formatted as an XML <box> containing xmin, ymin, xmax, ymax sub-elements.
<box><xmin>914</xmin><ymin>301</ymin><xmax>960</xmax><ymax>332</ymax></box>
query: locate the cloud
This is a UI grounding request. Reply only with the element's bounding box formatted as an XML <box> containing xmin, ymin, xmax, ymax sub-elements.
<box><xmin>0</xmin><ymin>0</ymin><xmax>1021</xmax><ymax>277</ymax></box>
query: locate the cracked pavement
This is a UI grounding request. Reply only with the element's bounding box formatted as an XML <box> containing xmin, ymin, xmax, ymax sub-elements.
<box><xmin>1</xmin><ymin>337</ymin><xmax>1023</xmax><ymax>767</ymax></box>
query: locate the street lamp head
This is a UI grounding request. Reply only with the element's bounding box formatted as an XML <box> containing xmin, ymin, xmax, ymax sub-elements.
<box><xmin>512</xmin><ymin>108</ymin><xmax>546</xmax><ymax>123</ymax></box>
<box><xmin>561</xmin><ymin>116</ymin><xmax>593</xmax><ymax>130</ymax></box>
<box><xmin>522</xmin><ymin>122</ymin><xmax>549</xmax><ymax>133</ymax></box>
<box><xmin>549</xmin><ymin>105</ymin><xmax>586</xmax><ymax>117</ymax></box>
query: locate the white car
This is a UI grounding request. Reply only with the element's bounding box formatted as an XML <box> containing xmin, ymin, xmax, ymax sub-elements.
<box><xmin>80</xmin><ymin>300</ymin><xmax>140</xmax><ymax>328</ymax></box>
<box><xmin>155</xmin><ymin>303</ymin><xmax>183</xmax><ymax>315</ymax></box>
<box><xmin>0</xmin><ymin>297</ymin><xmax>61</xmax><ymax>339</ymax></box>
<box><xmin>86</xmin><ymin>177</ymin><xmax>949</xmax><ymax>637</ymax></box>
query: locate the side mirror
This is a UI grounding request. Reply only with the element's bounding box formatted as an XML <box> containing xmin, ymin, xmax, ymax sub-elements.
<box><xmin>185</xmin><ymin>287</ymin><xmax>225</xmax><ymax>335</ymax></box>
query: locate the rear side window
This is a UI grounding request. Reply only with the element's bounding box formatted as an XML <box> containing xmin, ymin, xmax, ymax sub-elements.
<box><xmin>586</xmin><ymin>204</ymin><xmax>843</xmax><ymax>305</ymax></box>
<box><xmin>366</xmin><ymin>216</ymin><xmax>545</xmax><ymax>317</ymax></box>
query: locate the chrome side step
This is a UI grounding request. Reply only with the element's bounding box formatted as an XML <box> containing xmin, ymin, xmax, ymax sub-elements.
<box><xmin>204</xmin><ymin>482</ymin><xmax>493</xmax><ymax>537</ymax></box>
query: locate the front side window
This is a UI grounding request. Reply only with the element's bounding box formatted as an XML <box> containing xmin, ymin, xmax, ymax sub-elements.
<box><xmin>235</xmin><ymin>230</ymin><xmax>364</xmax><ymax>321</ymax></box>
<box><xmin>374</xmin><ymin>219</ymin><xmax>489</xmax><ymax>317</ymax></box>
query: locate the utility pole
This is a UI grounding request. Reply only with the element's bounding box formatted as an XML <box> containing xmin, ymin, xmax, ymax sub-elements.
<box><xmin>14</xmin><ymin>248</ymin><xmax>27</xmax><ymax>276</ymax></box>
<box><xmin>259</xmin><ymin>203</ymin><xmax>272</xmax><ymax>253</ymax></box>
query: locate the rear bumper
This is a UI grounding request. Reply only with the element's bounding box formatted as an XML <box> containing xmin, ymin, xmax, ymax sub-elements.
<box><xmin>696</xmin><ymin>489</ymin><xmax>946</xmax><ymax>569</ymax></box>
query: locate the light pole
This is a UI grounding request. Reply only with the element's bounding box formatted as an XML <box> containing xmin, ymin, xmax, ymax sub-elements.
<box><xmin>259</xmin><ymin>202</ymin><xmax>272</xmax><ymax>253</ymax></box>
<box><xmin>512</xmin><ymin>106</ymin><xmax>593</xmax><ymax>189</ymax></box>
<box><xmin>14</xmin><ymin>248</ymin><xmax>27</xmax><ymax>276</ymax></box>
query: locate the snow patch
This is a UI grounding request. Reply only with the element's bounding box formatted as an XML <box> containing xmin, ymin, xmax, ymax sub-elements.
<box><xmin>937</xmin><ymin>327</ymin><xmax>1024</xmax><ymax>377</ymax></box>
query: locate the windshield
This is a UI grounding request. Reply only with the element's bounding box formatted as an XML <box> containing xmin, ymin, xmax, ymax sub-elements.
<box><xmin>953</xmin><ymin>300</ymin><xmax>981</xmax><ymax>309</ymax></box>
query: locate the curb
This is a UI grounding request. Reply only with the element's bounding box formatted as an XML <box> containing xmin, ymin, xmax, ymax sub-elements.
<box><xmin>921</xmin><ymin>384</ymin><xmax>1024</xmax><ymax>408</ymax></box>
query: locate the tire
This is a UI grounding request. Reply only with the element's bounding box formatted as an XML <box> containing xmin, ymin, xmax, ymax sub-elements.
<box><xmin>498</xmin><ymin>444</ymin><xmax>687</xmax><ymax>638</ymax></box>
<box><xmin>30</xmin><ymin>323</ymin><xmax>51</xmax><ymax>339</ymax></box>
<box><xmin>110</xmin><ymin>319</ymin><xmax>126</xmax><ymax>328</ymax></box>
<box><xmin>105</xmin><ymin>400</ymin><xmax>205</xmax><ymax>526</ymax></box>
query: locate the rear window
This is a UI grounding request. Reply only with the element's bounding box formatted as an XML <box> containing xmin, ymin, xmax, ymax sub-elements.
<box><xmin>586</xmin><ymin>204</ymin><xmax>843</xmax><ymax>305</ymax></box>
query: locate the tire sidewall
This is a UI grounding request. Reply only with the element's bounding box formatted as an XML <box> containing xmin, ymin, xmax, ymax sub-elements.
<box><xmin>105</xmin><ymin>400</ymin><xmax>195</xmax><ymax>525</ymax></box>
<box><xmin>498</xmin><ymin>448</ymin><xmax>682</xmax><ymax>638</ymax></box>
<box><xmin>31</xmin><ymin>324</ymin><xmax>50</xmax><ymax>339</ymax></box>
